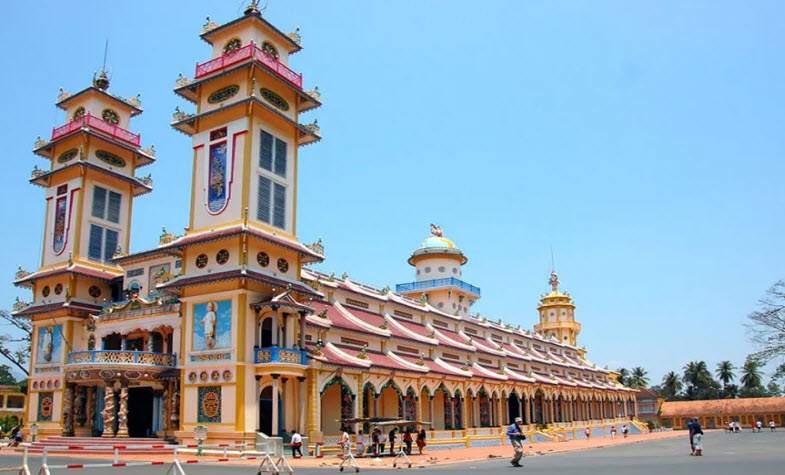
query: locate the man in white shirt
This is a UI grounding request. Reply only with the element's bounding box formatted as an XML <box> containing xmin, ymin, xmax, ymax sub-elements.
<box><xmin>290</xmin><ymin>430</ymin><xmax>303</xmax><ymax>458</ymax></box>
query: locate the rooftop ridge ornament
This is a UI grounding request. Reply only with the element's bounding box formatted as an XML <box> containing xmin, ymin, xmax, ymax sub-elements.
<box><xmin>33</xmin><ymin>136</ymin><xmax>48</xmax><ymax>150</ymax></box>
<box><xmin>306</xmin><ymin>86</ymin><xmax>320</xmax><ymax>101</ymax></box>
<box><xmin>549</xmin><ymin>270</ymin><xmax>559</xmax><ymax>293</ymax></box>
<box><xmin>245</xmin><ymin>0</ymin><xmax>264</xmax><ymax>16</ymax></box>
<box><xmin>430</xmin><ymin>223</ymin><xmax>443</xmax><ymax>237</ymax></box>
<box><xmin>287</xmin><ymin>27</ymin><xmax>302</xmax><ymax>45</ymax></box>
<box><xmin>202</xmin><ymin>16</ymin><xmax>219</xmax><ymax>34</ymax></box>
<box><xmin>57</xmin><ymin>87</ymin><xmax>70</xmax><ymax>102</ymax></box>
<box><xmin>303</xmin><ymin>119</ymin><xmax>320</xmax><ymax>136</ymax></box>
<box><xmin>15</xmin><ymin>266</ymin><xmax>31</xmax><ymax>281</ymax></box>
<box><xmin>175</xmin><ymin>73</ymin><xmax>192</xmax><ymax>89</ymax></box>
<box><xmin>306</xmin><ymin>238</ymin><xmax>324</xmax><ymax>256</ymax></box>
<box><xmin>93</xmin><ymin>70</ymin><xmax>110</xmax><ymax>91</ymax></box>
<box><xmin>159</xmin><ymin>227</ymin><xmax>177</xmax><ymax>246</ymax></box>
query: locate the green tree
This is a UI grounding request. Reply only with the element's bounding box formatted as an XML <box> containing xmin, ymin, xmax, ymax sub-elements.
<box><xmin>660</xmin><ymin>371</ymin><xmax>683</xmax><ymax>400</ymax></box>
<box><xmin>740</xmin><ymin>357</ymin><xmax>766</xmax><ymax>397</ymax></box>
<box><xmin>682</xmin><ymin>361</ymin><xmax>720</xmax><ymax>400</ymax></box>
<box><xmin>716</xmin><ymin>360</ymin><xmax>736</xmax><ymax>398</ymax></box>
<box><xmin>767</xmin><ymin>381</ymin><xmax>782</xmax><ymax>397</ymax></box>
<box><xmin>0</xmin><ymin>365</ymin><xmax>16</xmax><ymax>385</ymax></box>
<box><xmin>617</xmin><ymin>368</ymin><xmax>630</xmax><ymax>386</ymax></box>
<box><xmin>629</xmin><ymin>367</ymin><xmax>649</xmax><ymax>389</ymax></box>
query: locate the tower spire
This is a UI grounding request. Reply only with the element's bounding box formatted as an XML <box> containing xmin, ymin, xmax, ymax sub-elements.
<box><xmin>93</xmin><ymin>39</ymin><xmax>110</xmax><ymax>90</ymax></box>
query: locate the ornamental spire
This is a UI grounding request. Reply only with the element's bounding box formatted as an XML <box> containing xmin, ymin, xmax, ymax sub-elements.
<box><xmin>549</xmin><ymin>270</ymin><xmax>559</xmax><ymax>293</ymax></box>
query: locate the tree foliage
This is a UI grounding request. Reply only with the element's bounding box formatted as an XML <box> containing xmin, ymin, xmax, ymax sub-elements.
<box><xmin>0</xmin><ymin>310</ymin><xmax>31</xmax><ymax>376</ymax></box>
<box><xmin>629</xmin><ymin>367</ymin><xmax>649</xmax><ymax>389</ymax></box>
<box><xmin>747</xmin><ymin>280</ymin><xmax>785</xmax><ymax>362</ymax></box>
<box><xmin>739</xmin><ymin>357</ymin><xmax>767</xmax><ymax>397</ymax></box>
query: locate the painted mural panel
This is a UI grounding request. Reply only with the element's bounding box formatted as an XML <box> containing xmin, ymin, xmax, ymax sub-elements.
<box><xmin>207</xmin><ymin>142</ymin><xmax>228</xmax><ymax>213</ymax></box>
<box><xmin>38</xmin><ymin>391</ymin><xmax>54</xmax><ymax>421</ymax></box>
<box><xmin>52</xmin><ymin>196</ymin><xmax>67</xmax><ymax>253</ymax></box>
<box><xmin>36</xmin><ymin>325</ymin><xmax>63</xmax><ymax>364</ymax></box>
<box><xmin>197</xmin><ymin>386</ymin><xmax>221</xmax><ymax>423</ymax></box>
<box><xmin>193</xmin><ymin>300</ymin><xmax>231</xmax><ymax>350</ymax></box>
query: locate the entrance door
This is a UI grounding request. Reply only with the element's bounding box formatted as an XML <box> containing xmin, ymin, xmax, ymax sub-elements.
<box><xmin>259</xmin><ymin>386</ymin><xmax>273</xmax><ymax>435</ymax></box>
<box><xmin>127</xmin><ymin>387</ymin><xmax>154</xmax><ymax>437</ymax></box>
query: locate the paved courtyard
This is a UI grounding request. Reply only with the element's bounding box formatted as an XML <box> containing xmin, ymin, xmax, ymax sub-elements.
<box><xmin>1</xmin><ymin>431</ymin><xmax>783</xmax><ymax>474</ymax></box>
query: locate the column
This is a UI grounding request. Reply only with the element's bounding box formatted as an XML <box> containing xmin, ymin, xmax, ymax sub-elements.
<box><xmin>449</xmin><ymin>396</ymin><xmax>456</xmax><ymax>429</ymax></box>
<box><xmin>297</xmin><ymin>376</ymin><xmax>307</xmax><ymax>434</ymax></box>
<box><xmin>102</xmin><ymin>385</ymin><xmax>116</xmax><ymax>437</ymax></box>
<box><xmin>517</xmin><ymin>396</ymin><xmax>523</xmax><ymax>423</ymax></box>
<box><xmin>524</xmin><ymin>397</ymin><xmax>531</xmax><ymax>425</ymax></box>
<box><xmin>354</xmin><ymin>382</ymin><xmax>363</xmax><ymax>435</ymax></box>
<box><xmin>116</xmin><ymin>385</ymin><xmax>129</xmax><ymax>438</ymax></box>
<box><xmin>429</xmin><ymin>396</ymin><xmax>435</xmax><ymax>429</ymax></box>
<box><xmin>298</xmin><ymin>311</ymin><xmax>307</xmax><ymax>349</ymax></box>
<box><xmin>633</xmin><ymin>398</ymin><xmax>639</xmax><ymax>418</ymax></box>
<box><xmin>415</xmin><ymin>395</ymin><xmax>423</xmax><ymax>428</ymax></box>
<box><xmin>271</xmin><ymin>375</ymin><xmax>280</xmax><ymax>436</ymax></box>
<box><xmin>85</xmin><ymin>387</ymin><xmax>95</xmax><ymax>434</ymax></box>
<box><xmin>306</xmin><ymin>368</ymin><xmax>319</xmax><ymax>440</ymax></box>
<box><xmin>62</xmin><ymin>384</ymin><xmax>74</xmax><ymax>436</ymax></box>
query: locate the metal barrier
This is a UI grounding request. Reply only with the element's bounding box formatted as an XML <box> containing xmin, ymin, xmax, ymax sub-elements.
<box><xmin>0</xmin><ymin>446</ymin><xmax>30</xmax><ymax>475</ymax></box>
<box><xmin>36</xmin><ymin>445</ymin><xmax>185</xmax><ymax>475</ymax></box>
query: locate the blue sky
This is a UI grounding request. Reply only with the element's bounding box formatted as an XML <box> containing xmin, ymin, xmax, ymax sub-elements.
<box><xmin>2</xmin><ymin>1</ymin><xmax>784</xmax><ymax>384</ymax></box>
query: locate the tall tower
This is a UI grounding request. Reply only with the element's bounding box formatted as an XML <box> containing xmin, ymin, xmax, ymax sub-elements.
<box><xmin>164</xmin><ymin>3</ymin><xmax>323</xmax><ymax>443</ymax></box>
<box><xmin>396</xmin><ymin>225</ymin><xmax>480</xmax><ymax>316</ymax></box>
<box><xmin>15</xmin><ymin>71</ymin><xmax>154</xmax><ymax>313</ymax></box>
<box><xmin>534</xmin><ymin>271</ymin><xmax>581</xmax><ymax>346</ymax></box>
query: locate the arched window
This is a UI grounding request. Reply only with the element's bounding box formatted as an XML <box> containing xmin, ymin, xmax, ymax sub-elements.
<box><xmin>223</xmin><ymin>38</ymin><xmax>242</xmax><ymax>54</ymax></box>
<box><xmin>262</xmin><ymin>41</ymin><xmax>279</xmax><ymax>59</ymax></box>
<box><xmin>259</xmin><ymin>317</ymin><xmax>274</xmax><ymax>347</ymax></box>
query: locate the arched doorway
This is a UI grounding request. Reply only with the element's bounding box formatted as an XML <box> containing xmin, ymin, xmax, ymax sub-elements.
<box><xmin>478</xmin><ymin>388</ymin><xmax>491</xmax><ymax>427</ymax></box>
<box><xmin>452</xmin><ymin>390</ymin><xmax>463</xmax><ymax>429</ymax></box>
<box><xmin>379</xmin><ymin>381</ymin><xmax>403</xmax><ymax>419</ymax></box>
<box><xmin>259</xmin><ymin>317</ymin><xmax>274</xmax><ymax>348</ymax></box>
<box><xmin>507</xmin><ymin>391</ymin><xmax>521</xmax><ymax>423</ymax></box>
<box><xmin>533</xmin><ymin>390</ymin><xmax>545</xmax><ymax>425</ymax></box>
<box><xmin>258</xmin><ymin>386</ymin><xmax>275</xmax><ymax>435</ymax></box>
<box><xmin>320</xmin><ymin>377</ymin><xmax>354</xmax><ymax>435</ymax></box>
<box><xmin>403</xmin><ymin>387</ymin><xmax>417</xmax><ymax>425</ymax></box>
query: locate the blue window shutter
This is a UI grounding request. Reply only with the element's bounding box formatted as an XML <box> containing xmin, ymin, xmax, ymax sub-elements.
<box><xmin>274</xmin><ymin>138</ymin><xmax>287</xmax><ymax>178</ymax></box>
<box><xmin>88</xmin><ymin>225</ymin><xmax>103</xmax><ymax>261</ymax></box>
<box><xmin>257</xmin><ymin>176</ymin><xmax>271</xmax><ymax>223</ymax></box>
<box><xmin>273</xmin><ymin>183</ymin><xmax>286</xmax><ymax>229</ymax></box>
<box><xmin>260</xmin><ymin>130</ymin><xmax>273</xmax><ymax>171</ymax></box>
<box><xmin>107</xmin><ymin>191</ymin><xmax>122</xmax><ymax>223</ymax></box>
<box><xmin>104</xmin><ymin>229</ymin><xmax>118</xmax><ymax>261</ymax></box>
<box><xmin>92</xmin><ymin>187</ymin><xmax>106</xmax><ymax>219</ymax></box>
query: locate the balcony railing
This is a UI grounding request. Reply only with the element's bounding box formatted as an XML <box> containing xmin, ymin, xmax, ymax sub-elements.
<box><xmin>254</xmin><ymin>346</ymin><xmax>308</xmax><ymax>365</ymax></box>
<box><xmin>51</xmin><ymin>113</ymin><xmax>141</xmax><ymax>147</ymax></box>
<box><xmin>396</xmin><ymin>277</ymin><xmax>481</xmax><ymax>296</ymax></box>
<box><xmin>194</xmin><ymin>43</ymin><xmax>303</xmax><ymax>89</ymax></box>
<box><xmin>66</xmin><ymin>350</ymin><xmax>176</xmax><ymax>367</ymax></box>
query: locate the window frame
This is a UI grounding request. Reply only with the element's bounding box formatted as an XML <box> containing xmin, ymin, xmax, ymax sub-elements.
<box><xmin>256</xmin><ymin>128</ymin><xmax>290</xmax><ymax>231</ymax></box>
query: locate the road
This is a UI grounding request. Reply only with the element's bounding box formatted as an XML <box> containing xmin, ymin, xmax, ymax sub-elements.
<box><xmin>1</xmin><ymin>430</ymin><xmax>783</xmax><ymax>474</ymax></box>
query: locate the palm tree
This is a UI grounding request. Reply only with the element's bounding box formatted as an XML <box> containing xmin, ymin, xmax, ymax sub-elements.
<box><xmin>661</xmin><ymin>371</ymin><xmax>682</xmax><ymax>400</ymax></box>
<box><xmin>715</xmin><ymin>361</ymin><xmax>735</xmax><ymax>386</ymax></box>
<box><xmin>617</xmin><ymin>368</ymin><xmax>630</xmax><ymax>386</ymax></box>
<box><xmin>629</xmin><ymin>367</ymin><xmax>649</xmax><ymax>389</ymax></box>
<box><xmin>740</xmin><ymin>357</ymin><xmax>764</xmax><ymax>395</ymax></box>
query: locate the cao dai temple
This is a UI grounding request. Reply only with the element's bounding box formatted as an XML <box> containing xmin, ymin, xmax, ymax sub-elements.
<box><xmin>13</xmin><ymin>4</ymin><xmax>639</xmax><ymax>447</ymax></box>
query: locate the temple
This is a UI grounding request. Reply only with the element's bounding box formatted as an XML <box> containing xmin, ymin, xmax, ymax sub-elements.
<box><xmin>13</xmin><ymin>3</ymin><xmax>639</xmax><ymax>448</ymax></box>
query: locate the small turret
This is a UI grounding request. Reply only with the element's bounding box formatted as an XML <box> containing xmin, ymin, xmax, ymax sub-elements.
<box><xmin>534</xmin><ymin>270</ymin><xmax>581</xmax><ymax>346</ymax></box>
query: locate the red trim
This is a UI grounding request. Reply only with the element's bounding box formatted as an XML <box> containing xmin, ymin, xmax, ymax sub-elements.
<box><xmin>55</xmin><ymin>187</ymin><xmax>79</xmax><ymax>256</ymax></box>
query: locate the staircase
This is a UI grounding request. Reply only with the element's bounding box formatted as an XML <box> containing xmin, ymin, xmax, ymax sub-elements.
<box><xmin>20</xmin><ymin>436</ymin><xmax>174</xmax><ymax>455</ymax></box>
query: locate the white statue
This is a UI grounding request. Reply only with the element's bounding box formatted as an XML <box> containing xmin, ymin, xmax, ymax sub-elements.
<box><xmin>42</xmin><ymin>327</ymin><xmax>53</xmax><ymax>362</ymax></box>
<box><xmin>202</xmin><ymin>301</ymin><xmax>217</xmax><ymax>349</ymax></box>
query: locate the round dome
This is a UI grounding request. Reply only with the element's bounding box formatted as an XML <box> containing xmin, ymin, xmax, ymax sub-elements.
<box><xmin>420</xmin><ymin>236</ymin><xmax>456</xmax><ymax>250</ymax></box>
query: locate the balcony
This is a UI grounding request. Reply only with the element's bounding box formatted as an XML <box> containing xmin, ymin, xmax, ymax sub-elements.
<box><xmin>194</xmin><ymin>42</ymin><xmax>303</xmax><ymax>89</ymax></box>
<box><xmin>66</xmin><ymin>350</ymin><xmax>176</xmax><ymax>368</ymax></box>
<box><xmin>51</xmin><ymin>113</ymin><xmax>141</xmax><ymax>147</ymax></box>
<box><xmin>254</xmin><ymin>346</ymin><xmax>308</xmax><ymax>365</ymax></box>
<box><xmin>396</xmin><ymin>277</ymin><xmax>481</xmax><ymax>297</ymax></box>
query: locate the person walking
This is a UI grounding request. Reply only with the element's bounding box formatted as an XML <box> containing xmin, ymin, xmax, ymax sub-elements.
<box><xmin>290</xmin><ymin>429</ymin><xmax>303</xmax><ymax>458</ymax></box>
<box><xmin>687</xmin><ymin>418</ymin><xmax>696</xmax><ymax>455</ymax></box>
<box><xmin>388</xmin><ymin>428</ymin><xmax>398</xmax><ymax>456</ymax></box>
<box><xmin>610</xmin><ymin>425</ymin><xmax>617</xmax><ymax>439</ymax></box>
<box><xmin>692</xmin><ymin>418</ymin><xmax>704</xmax><ymax>456</ymax></box>
<box><xmin>379</xmin><ymin>429</ymin><xmax>387</xmax><ymax>455</ymax></box>
<box><xmin>339</xmin><ymin>430</ymin><xmax>351</xmax><ymax>458</ymax></box>
<box><xmin>769</xmin><ymin>420</ymin><xmax>776</xmax><ymax>432</ymax></box>
<box><xmin>403</xmin><ymin>428</ymin><xmax>413</xmax><ymax>455</ymax></box>
<box><xmin>506</xmin><ymin>416</ymin><xmax>526</xmax><ymax>467</ymax></box>
<box><xmin>416</xmin><ymin>428</ymin><xmax>427</xmax><ymax>455</ymax></box>
<box><xmin>584</xmin><ymin>426</ymin><xmax>591</xmax><ymax>439</ymax></box>
<box><xmin>622</xmin><ymin>424</ymin><xmax>629</xmax><ymax>438</ymax></box>
<box><xmin>756</xmin><ymin>420</ymin><xmax>763</xmax><ymax>433</ymax></box>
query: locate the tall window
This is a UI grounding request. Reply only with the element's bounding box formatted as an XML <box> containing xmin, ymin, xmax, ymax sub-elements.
<box><xmin>91</xmin><ymin>186</ymin><xmax>121</xmax><ymax>223</ymax></box>
<box><xmin>257</xmin><ymin>129</ymin><xmax>288</xmax><ymax>230</ymax></box>
<box><xmin>88</xmin><ymin>224</ymin><xmax>118</xmax><ymax>262</ymax></box>
<box><xmin>88</xmin><ymin>185</ymin><xmax>122</xmax><ymax>261</ymax></box>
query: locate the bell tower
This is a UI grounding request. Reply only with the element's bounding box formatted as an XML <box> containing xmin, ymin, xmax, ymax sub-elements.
<box><xmin>15</xmin><ymin>70</ymin><xmax>154</xmax><ymax>316</ymax></box>
<box><xmin>172</xmin><ymin>2</ymin><xmax>321</xmax><ymax>239</ymax></box>
<box><xmin>534</xmin><ymin>271</ymin><xmax>581</xmax><ymax>346</ymax></box>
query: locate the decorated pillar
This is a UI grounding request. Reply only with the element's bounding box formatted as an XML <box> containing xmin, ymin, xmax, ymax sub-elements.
<box><xmin>85</xmin><ymin>387</ymin><xmax>95</xmax><ymax>433</ymax></box>
<box><xmin>170</xmin><ymin>379</ymin><xmax>180</xmax><ymax>431</ymax></box>
<box><xmin>62</xmin><ymin>384</ymin><xmax>74</xmax><ymax>436</ymax></box>
<box><xmin>116</xmin><ymin>384</ymin><xmax>129</xmax><ymax>438</ymax></box>
<box><xmin>524</xmin><ymin>396</ymin><xmax>531</xmax><ymax>425</ymax></box>
<box><xmin>429</xmin><ymin>396</ymin><xmax>435</xmax><ymax>429</ymax></box>
<box><xmin>102</xmin><ymin>385</ymin><xmax>116</xmax><ymax>437</ymax></box>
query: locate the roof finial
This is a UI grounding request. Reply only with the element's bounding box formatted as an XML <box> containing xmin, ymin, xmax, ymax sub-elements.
<box><xmin>93</xmin><ymin>39</ymin><xmax>110</xmax><ymax>90</ymax></box>
<box><xmin>430</xmin><ymin>223</ymin><xmax>443</xmax><ymax>237</ymax></box>
<box><xmin>245</xmin><ymin>0</ymin><xmax>264</xmax><ymax>16</ymax></box>
<box><xmin>549</xmin><ymin>269</ymin><xmax>559</xmax><ymax>293</ymax></box>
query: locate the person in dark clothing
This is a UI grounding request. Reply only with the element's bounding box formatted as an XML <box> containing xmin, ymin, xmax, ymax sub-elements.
<box><xmin>691</xmin><ymin>418</ymin><xmax>704</xmax><ymax>456</ymax></box>
<box><xmin>687</xmin><ymin>419</ymin><xmax>696</xmax><ymax>455</ymax></box>
<box><xmin>388</xmin><ymin>428</ymin><xmax>398</xmax><ymax>456</ymax></box>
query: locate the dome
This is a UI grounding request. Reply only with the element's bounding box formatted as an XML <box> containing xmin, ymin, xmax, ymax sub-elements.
<box><xmin>408</xmin><ymin>224</ymin><xmax>467</xmax><ymax>265</ymax></box>
<box><xmin>419</xmin><ymin>235</ymin><xmax>456</xmax><ymax>250</ymax></box>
